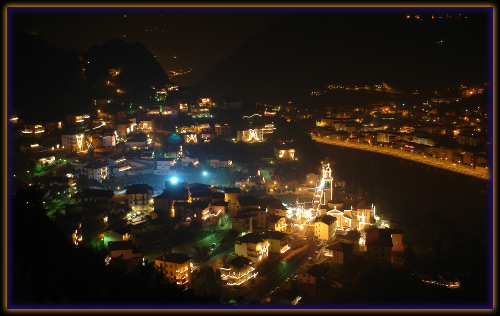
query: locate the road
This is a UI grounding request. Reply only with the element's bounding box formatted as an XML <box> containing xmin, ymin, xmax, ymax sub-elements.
<box><xmin>312</xmin><ymin>135</ymin><xmax>489</xmax><ymax>180</ymax></box>
<box><xmin>243</xmin><ymin>225</ymin><xmax>318</xmax><ymax>303</ymax></box>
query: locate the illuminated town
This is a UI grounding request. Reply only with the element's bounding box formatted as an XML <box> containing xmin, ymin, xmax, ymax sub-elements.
<box><xmin>6</xmin><ymin>6</ymin><xmax>493</xmax><ymax>311</ymax></box>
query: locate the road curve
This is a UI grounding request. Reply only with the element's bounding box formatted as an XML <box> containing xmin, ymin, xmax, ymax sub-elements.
<box><xmin>312</xmin><ymin>135</ymin><xmax>489</xmax><ymax>181</ymax></box>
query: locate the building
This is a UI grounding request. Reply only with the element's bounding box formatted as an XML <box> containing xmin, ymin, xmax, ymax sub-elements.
<box><xmin>62</xmin><ymin>133</ymin><xmax>86</xmax><ymax>152</ymax></box>
<box><xmin>126</xmin><ymin>133</ymin><xmax>148</xmax><ymax>149</ymax></box>
<box><xmin>102</xmin><ymin>226</ymin><xmax>130</xmax><ymax>246</ymax></box>
<box><xmin>224</xmin><ymin>187</ymin><xmax>241</xmax><ymax>216</ymax></box>
<box><xmin>126</xmin><ymin>184</ymin><xmax>154</xmax><ymax>211</ymax></box>
<box><xmin>209</xmin><ymin>159</ymin><xmax>233</xmax><ymax>168</ymax></box>
<box><xmin>366</xmin><ymin>237</ymin><xmax>393</xmax><ymax>265</ymax></box>
<box><xmin>324</xmin><ymin>242</ymin><xmax>353</xmax><ymax>265</ymax></box>
<box><xmin>237</xmin><ymin>195</ymin><xmax>260</xmax><ymax>214</ymax></box>
<box><xmin>154</xmin><ymin>186</ymin><xmax>189</xmax><ymax>218</ymax></box>
<box><xmin>267</xmin><ymin>215</ymin><xmax>287</xmax><ymax>232</ymax></box>
<box><xmin>83</xmin><ymin>161</ymin><xmax>110</xmax><ymax>181</ymax></box>
<box><xmin>313</xmin><ymin>215</ymin><xmax>337</xmax><ymax>241</ymax></box>
<box><xmin>297</xmin><ymin>264</ymin><xmax>328</xmax><ymax>292</ymax></box>
<box><xmin>274</xmin><ymin>147</ymin><xmax>296</xmax><ymax>160</ymax></box>
<box><xmin>365</xmin><ymin>227</ymin><xmax>404</xmax><ymax>252</ymax></box>
<box><xmin>155</xmin><ymin>253</ymin><xmax>192</xmax><ymax>289</ymax></box>
<box><xmin>73</xmin><ymin>189</ymin><xmax>114</xmax><ymax>210</ymax></box>
<box><xmin>237</xmin><ymin>129</ymin><xmax>264</xmax><ymax>143</ymax></box>
<box><xmin>107</xmin><ymin>240</ymin><xmax>143</xmax><ymax>269</ymax></box>
<box><xmin>234</xmin><ymin>232</ymin><xmax>269</xmax><ymax>264</ymax></box>
<box><xmin>231</xmin><ymin>213</ymin><xmax>254</xmax><ymax>234</ymax></box>
<box><xmin>154</xmin><ymin>158</ymin><xmax>174</xmax><ymax>175</ymax></box>
<box><xmin>262</xmin><ymin>231</ymin><xmax>290</xmax><ymax>256</ymax></box>
<box><xmin>220</xmin><ymin>256</ymin><xmax>257</xmax><ymax>286</ymax></box>
<box><xmin>214</xmin><ymin>123</ymin><xmax>231</xmax><ymax>137</ymax></box>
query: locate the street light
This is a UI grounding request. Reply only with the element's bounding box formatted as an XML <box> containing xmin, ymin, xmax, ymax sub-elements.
<box><xmin>202</xmin><ymin>171</ymin><xmax>208</xmax><ymax>176</ymax></box>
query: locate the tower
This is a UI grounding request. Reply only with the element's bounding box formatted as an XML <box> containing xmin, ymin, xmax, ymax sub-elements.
<box><xmin>322</xmin><ymin>163</ymin><xmax>333</xmax><ymax>205</ymax></box>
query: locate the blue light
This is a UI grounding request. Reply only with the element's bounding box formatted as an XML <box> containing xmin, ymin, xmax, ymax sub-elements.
<box><xmin>170</xmin><ymin>177</ymin><xmax>179</xmax><ymax>184</ymax></box>
<box><xmin>202</xmin><ymin>171</ymin><xmax>208</xmax><ymax>176</ymax></box>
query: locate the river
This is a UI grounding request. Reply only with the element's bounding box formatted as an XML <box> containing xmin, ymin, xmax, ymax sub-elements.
<box><xmin>315</xmin><ymin>142</ymin><xmax>491</xmax><ymax>246</ymax></box>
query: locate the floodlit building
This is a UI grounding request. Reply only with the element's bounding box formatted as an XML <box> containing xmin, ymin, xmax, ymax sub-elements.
<box><xmin>126</xmin><ymin>184</ymin><xmax>154</xmax><ymax>211</ymax></box>
<box><xmin>62</xmin><ymin>133</ymin><xmax>86</xmax><ymax>152</ymax></box>
<box><xmin>237</xmin><ymin>128</ymin><xmax>264</xmax><ymax>143</ymax></box>
<box><xmin>83</xmin><ymin>161</ymin><xmax>110</xmax><ymax>181</ymax></box>
<box><xmin>155</xmin><ymin>253</ymin><xmax>192</xmax><ymax>289</ymax></box>
<box><xmin>234</xmin><ymin>232</ymin><xmax>269</xmax><ymax>264</ymax></box>
<box><xmin>262</xmin><ymin>231</ymin><xmax>290</xmax><ymax>256</ymax></box>
<box><xmin>313</xmin><ymin>215</ymin><xmax>337</xmax><ymax>241</ymax></box>
<box><xmin>274</xmin><ymin>147</ymin><xmax>296</xmax><ymax>160</ymax></box>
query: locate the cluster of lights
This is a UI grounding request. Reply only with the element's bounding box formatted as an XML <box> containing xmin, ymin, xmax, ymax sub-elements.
<box><xmin>99</xmin><ymin>167</ymin><xmax>108</xmax><ymax>180</ymax></box>
<box><xmin>185</xmin><ymin>134</ymin><xmax>198</xmax><ymax>144</ymax></box>
<box><xmin>119</xmin><ymin>166</ymin><xmax>131</xmax><ymax>172</ymax></box>
<box><xmin>39</xmin><ymin>156</ymin><xmax>55</xmax><ymax>165</ymax></box>
<box><xmin>223</xmin><ymin>266</ymin><xmax>258</xmax><ymax>286</ymax></box>
<box><xmin>280</xmin><ymin>245</ymin><xmax>290</xmax><ymax>254</ymax></box>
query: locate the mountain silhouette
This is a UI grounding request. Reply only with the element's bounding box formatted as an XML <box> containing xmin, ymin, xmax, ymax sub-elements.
<box><xmin>194</xmin><ymin>12</ymin><xmax>488</xmax><ymax>106</ymax></box>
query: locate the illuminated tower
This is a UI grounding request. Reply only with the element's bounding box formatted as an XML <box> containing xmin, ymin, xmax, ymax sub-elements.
<box><xmin>322</xmin><ymin>163</ymin><xmax>333</xmax><ymax>205</ymax></box>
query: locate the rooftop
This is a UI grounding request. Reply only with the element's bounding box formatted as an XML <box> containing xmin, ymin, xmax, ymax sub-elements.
<box><xmin>126</xmin><ymin>183</ymin><xmax>154</xmax><ymax>194</ymax></box>
<box><xmin>228</xmin><ymin>256</ymin><xmax>253</xmax><ymax>269</ymax></box>
<box><xmin>155</xmin><ymin>252</ymin><xmax>191</xmax><ymax>264</ymax></box>
<box><xmin>315</xmin><ymin>214</ymin><xmax>336</xmax><ymax>225</ymax></box>
<box><xmin>237</xmin><ymin>233</ymin><xmax>267</xmax><ymax>244</ymax></box>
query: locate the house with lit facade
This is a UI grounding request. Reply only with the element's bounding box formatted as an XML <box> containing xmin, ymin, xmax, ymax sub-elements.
<box><xmin>274</xmin><ymin>146</ymin><xmax>296</xmax><ymax>161</ymax></box>
<box><xmin>267</xmin><ymin>215</ymin><xmax>287</xmax><ymax>232</ymax></box>
<box><xmin>83</xmin><ymin>161</ymin><xmax>110</xmax><ymax>181</ymax></box>
<box><xmin>62</xmin><ymin>133</ymin><xmax>86</xmax><ymax>152</ymax></box>
<box><xmin>234</xmin><ymin>232</ymin><xmax>269</xmax><ymax>264</ymax></box>
<box><xmin>313</xmin><ymin>215</ymin><xmax>337</xmax><ymax>241</ymax></box>
<box><xmin>155</xmin><ymin>253</ymin><xmax>192</xmax><ymax>289</ymax></box>
<box><xmin>125</xmin><ymin>184</ymin><xmax>154</xmax><ymax>211</ymax></box>
<box><xmin>220</xmin><ymin>256</ymin><xmax>257</xmax><ymax>286</ymax></box>
<box><xmin>237</xmin><ymin>128</ymin><xmax>264</xmax><ymax>143</ymax></box>
<box><xmin>262</xmin><ymin>231</ymin><xmax>290</xmax><ymax>257</ymax></box>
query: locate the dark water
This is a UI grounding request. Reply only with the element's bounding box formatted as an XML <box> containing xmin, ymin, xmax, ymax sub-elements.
<box><xmin>317</xmin><ymin>143</ymin><xmax>491</xmax><ymax>246</ymax></box>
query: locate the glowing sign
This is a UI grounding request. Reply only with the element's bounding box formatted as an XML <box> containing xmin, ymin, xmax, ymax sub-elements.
<box><xmin>248</xmin><ymin>129</ymin><xmax>260</xmax><ymax>141</ymax></box>
<box><xmin>76</xmin><ymin>134</ymin><xmax>84</xmax><ymax>151</ymax></box>
<box><xmin>99</xmin><ymin>167</ymin><xmax>108</xmax><ymax>180</ymax></box>
<box><xmin>185</xmin><ymin>134</ymin><xmax>198</xmax><ymax>144</ymax></box>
